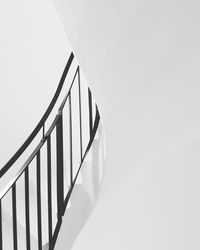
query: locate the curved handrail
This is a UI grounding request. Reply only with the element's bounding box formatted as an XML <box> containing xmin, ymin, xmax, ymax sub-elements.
<box><xmin>71</xmin><ymin>105</ymin><xmax>100</xmax><ymax>192</ymax></box>
<box><xmin>0</xmin><ymin>51</ymin><xmax>102</xmax><ymax>250</ymax></box>
<box><xmin>0</xmin><ymin>104</ymin><xmax>100</xmax><ymax>201</ymax></box>
<box><xmin>51</xmin><ymin>105</ymin><xmax>100</xmax><ymax>248</ymax></box>
<box><xmin>0</xmin><ymin>52</ymin><xmax>74</xmax><ymax>178</ymax></box>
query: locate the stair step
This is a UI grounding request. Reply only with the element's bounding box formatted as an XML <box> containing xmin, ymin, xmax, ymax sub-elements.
<box><xmin>2</xmin><ymin>207</ymin><xmax>38</xmax><ymax>250</ymax></box>
<box><xmin>80</xmin><ymin>135</ymin><xmax>104</xmax><ymax>200</ymax></box>
<box><xmin>2</xmin><ymin>177</ymin><xmax>57</xmax><ymax>245</ymax></box>
<box><xmin>42</xmin><ymin>242</ymin><xmax>49</xmax><ymax>250</ymax></box>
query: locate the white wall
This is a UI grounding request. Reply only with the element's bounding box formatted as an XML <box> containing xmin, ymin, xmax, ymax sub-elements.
<box><xmin>0</xmin><ymin>0</ymin><xmax>70</xmax><ymax>170</ymax></box>
<box><xmin>1</xmin><ymin>0</ymin><xmax>200</xmax><ymax>249</ymax></box>
<box><xmin>51</xmin><ymin>0</ymin><xmax>200</xmax><ymax>249</ymax></box>
<box><xmin>51</xmin><ymin>0</ymin><xmax>200</xmax><ymax>193</ymax></box>
<box><xmin>0</xmin><ymin>2</ymin><xmax>105</xmax><ymax>249</ymax></box>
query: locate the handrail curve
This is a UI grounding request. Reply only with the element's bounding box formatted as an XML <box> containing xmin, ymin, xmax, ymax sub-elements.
<box><xmin>0</xmin><ymin>52</ymin><xmax>74</xmax><ymax>178</ymax></box>
<box><xmin>0</xmin><ymin>52</ymin><xmax>101</xmax><ymax>250</ymax></box>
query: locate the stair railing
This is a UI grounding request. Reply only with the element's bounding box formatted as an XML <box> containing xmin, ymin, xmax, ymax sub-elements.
<box><xmin>0</xmin><ymin>52</ymin><xmax>100</xmax><ymax>250</ymax></box>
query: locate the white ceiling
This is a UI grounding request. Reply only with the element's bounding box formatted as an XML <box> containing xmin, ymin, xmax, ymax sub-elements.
<box><xmin>52</xmin><ymin>0</ymin><xmax>200</xmax><ymax>193</ymax></box>
<box><xmin>0</xmin><ymin>0</ymin><xmax>70</xmax><ymax>168</ymax></box>
<box><xmin>51</xmin><ymin>0</ymin><xmax>200</xmax><ymax>249</ymax></box>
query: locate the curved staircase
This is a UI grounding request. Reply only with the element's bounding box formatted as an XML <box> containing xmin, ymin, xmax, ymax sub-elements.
<box><xmin>0</xmin><ymin>52</ymin><xmax>105</xmax><ymax>250</ymax></box>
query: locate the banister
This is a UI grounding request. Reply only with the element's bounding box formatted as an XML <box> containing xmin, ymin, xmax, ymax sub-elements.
<box><xmin>0</xmin><ymin>51</ymin><xmax>102</xmax><ymax>250</ymax></box>
<box><xmin>0</xmin><ymin>52</ymin><xmax>74</xmax><ymax>178</ymax></box>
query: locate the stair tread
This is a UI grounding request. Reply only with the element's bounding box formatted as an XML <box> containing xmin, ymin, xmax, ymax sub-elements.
<box><xmin>2</xmin><ymin>178</ymin><xmax>57</xmax><ymax>244</ymax></box>
<box><xmin>2</xmin><ymin>208</ymin><xmax>38</xmax><ymax>249</ymax></box>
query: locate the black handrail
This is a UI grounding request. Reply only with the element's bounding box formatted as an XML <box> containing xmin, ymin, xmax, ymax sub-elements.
<box><xmin>0</xmin><ymin>52</ymin><xmax>74</xmax><ymax>178</ymax></box>
<box><xmin>51</xmin><ymin>105</ymin><xmax>100</xmax><ymax>249</ymax></box>
<box><xmin>0</xmin><ymin>52</ymin><xmax>101</xmax><ymax>250</ymax></box>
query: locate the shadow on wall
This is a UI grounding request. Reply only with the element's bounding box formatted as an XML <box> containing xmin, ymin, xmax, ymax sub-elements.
<box><xmin>55</xmin><ymin>121</ymin><xmax>106</xmax><ymax>250</ymax></box>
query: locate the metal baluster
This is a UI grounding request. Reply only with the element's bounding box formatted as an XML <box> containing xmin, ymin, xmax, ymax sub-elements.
<box><xmin>12</xmin><ymin>183</ymin><xmax>18</xmax><ymax>250</ymax></box>
<box><xmin>69</xmin><ymin>92</ymin><xmax>73</xmax><ymax>186</ymax></box>
<box><xmin>88</xmin><ymin>88</ymin><xmax>93</xmax><ymax>137</ymax></box>
<box><xmin>25</xmin><ymin>168</ymin><xmax>30</xmax><ymax>250</ymax></box>
<box><xmin>47</xmin><ymin>135</ymin><xmax>52</xmax><ymax>247</ymax></box>
<box><xmin>42</xmin><ymin>123</ymin><xmax>45</xmax><ymax>139</ymax></box>
<box><xmin>56</xmin><ymin>114</ymin><xmax>64</xmax><ymax>218</ymax></box>
<box><xmin>36</xmin><ymin>152</ymin><xmax>42</xmax><ymax>250</ymax></box>
<box><xmin>78</xmin><ymin>66</ymin><xmax>83</xmax><ymax>160</ymax></box>
<box><xmin>0</xmin><ymin>199</ymin><xmax>2</xmax><ymax>250</ymax></box>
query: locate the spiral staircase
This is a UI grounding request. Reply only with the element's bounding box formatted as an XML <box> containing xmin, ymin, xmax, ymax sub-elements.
<box><xmin>0</xmin><ymin>52</ymin><xmax>105</xmax><ymax>249</ymax></box>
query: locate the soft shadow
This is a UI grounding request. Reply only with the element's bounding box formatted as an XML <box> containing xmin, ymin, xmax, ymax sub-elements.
<box><xmin>55</xmin><ymin>122</ymin><xmax>106</xmax><ymax>250</ymax></box>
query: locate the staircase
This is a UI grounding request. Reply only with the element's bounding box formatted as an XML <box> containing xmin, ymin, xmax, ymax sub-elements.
<box><xmin>0</xmin><ymin>52</ymin><xmax>104</xmax><ymax>249</ymax></box>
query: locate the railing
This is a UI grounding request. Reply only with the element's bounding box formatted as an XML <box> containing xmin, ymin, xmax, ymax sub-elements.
<box><xmin>0</xmin><ymin>52</ymin><xmax>100</xmax><ymax>249</ymax></box>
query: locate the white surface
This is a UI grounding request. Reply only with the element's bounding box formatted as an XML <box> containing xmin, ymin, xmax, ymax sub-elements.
<box><xmin>1</xmin><ymin>0</ymin><xmax>200</xmax><ymax>249</ymax></box>
<box><xmin>73</xmin><ymin>139</ymin><xmax>200</xmax><ymax>250</ymax></box>
<box><xmin>0</xmin><ymin>0</ymin><xmax>71</xmax><ymax>168</ymax></box>
<box><xmin>51</xmin><ymin>0</ymin><xmax>200</xmax><ymax>192</ymax></box>
<box><xmin>55</xmin><ymin>122</ymin><xmax>106</xmax><ymax>250</ymax></box>
<box><xmin>51</xmin><ymin>0</ymin><xmax>200</xmax><ymax>249</ymax></box>
<box><xmin>2</xmin><ymin>207</ymin><xmax>38</xmax><ymax>249</ymax></box>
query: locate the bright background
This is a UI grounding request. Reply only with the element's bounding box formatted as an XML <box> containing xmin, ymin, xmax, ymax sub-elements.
<box><xmin>51</xmin><ymin>0</ymin><xmax>200</xmax><ymax>249</ymax></box>
<box><xmin>0</xmin><ymin>0</ymin><xmax>70</xmax><ymax>168</ymax></box>
<box><xmin>1</xmin><ymin>0</ymin><xmax>200</xmax><ymax>249</ymax></box>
